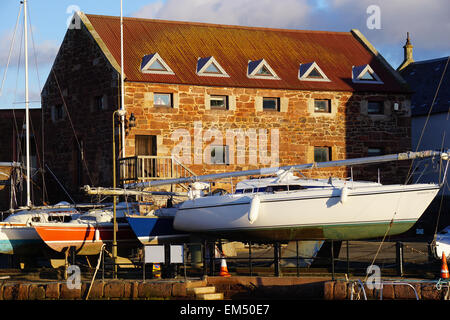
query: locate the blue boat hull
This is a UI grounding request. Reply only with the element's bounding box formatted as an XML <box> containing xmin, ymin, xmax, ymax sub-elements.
<box><xmin>126</xmin><ymin>215</ymin><xmax>189</xmax><ymax>245</ymax></box>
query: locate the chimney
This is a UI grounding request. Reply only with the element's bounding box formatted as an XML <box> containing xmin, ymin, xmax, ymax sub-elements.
<box><xmin>397</xmin><ymin>32</ymin><xmax>414</xmax><ymax>71</ymax></box>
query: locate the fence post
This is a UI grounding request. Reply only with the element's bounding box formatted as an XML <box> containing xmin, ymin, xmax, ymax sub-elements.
<box><xmin>396</xmin><ymin>241</ymin><xmax>404</xmax><ymax>277</ymax></box>
<box><xmin>274</xmin><ymin>242</ymin><xmax>281</xmax><ymax>277</ymax></box>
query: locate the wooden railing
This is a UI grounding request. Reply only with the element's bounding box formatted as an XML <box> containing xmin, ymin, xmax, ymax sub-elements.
<box><xmin>118</xmin><ymin>155</ymin><xmax>196</xmax><ymax>184</ymax></box>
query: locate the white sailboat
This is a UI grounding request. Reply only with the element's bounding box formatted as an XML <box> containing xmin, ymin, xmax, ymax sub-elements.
<box><xmin>125</xmin><ymin>150</ymin><xmax>448</xmax><ymax>242</ymax></box>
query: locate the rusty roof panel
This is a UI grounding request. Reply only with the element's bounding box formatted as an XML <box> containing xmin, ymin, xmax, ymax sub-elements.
<box><xmin>85</xmin><ymin>14</ymin><xmax>407</xmax><ymax>93</ymax></box>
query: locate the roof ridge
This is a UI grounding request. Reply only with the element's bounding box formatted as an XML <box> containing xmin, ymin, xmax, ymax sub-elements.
<box><xmin>84</xmin><ymin>12</ymin><xmax>352</xmax><ymax>36</ymax></box>
<box><xmin>411</xmin><ymin>56</ymin><xmax>450</xmax><ymax>65</ymax></box>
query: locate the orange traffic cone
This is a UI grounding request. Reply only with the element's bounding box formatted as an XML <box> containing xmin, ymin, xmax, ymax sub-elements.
<box><xmin>219</xmin><ymin>256</ymin><xmax>231</xmax><ymax>277</ymax></box>
<box><xmin>441</xmin><ymin>253</ymin><xmax>449</xmax><ymax>279</ymax></box>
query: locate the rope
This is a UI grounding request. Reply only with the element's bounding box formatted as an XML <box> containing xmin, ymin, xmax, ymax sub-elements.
<box><xmin>85</xmin><ymin>244</ymin><xmax>106</xmax><ymax>300</ymax></box>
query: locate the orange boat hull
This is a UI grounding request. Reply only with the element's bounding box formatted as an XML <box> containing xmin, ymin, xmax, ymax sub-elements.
<box><xmin>33</xmin><ymin>223</ymin><xmax>138</xmax><ymax>255</ymax></box>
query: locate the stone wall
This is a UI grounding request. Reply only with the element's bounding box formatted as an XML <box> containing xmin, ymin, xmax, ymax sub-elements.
<box><xmin>41</xmin><ymin>22</ymin><xmax>120</xmax><ymax>202</ymax></box>
<box><xmin>124</xmin><ymin>82</ymin><xmax>411</xmax><ymax>185</ymax></box>
<box><xmin>0</xmin><ymin>278</ymin><xmax>445</xmax><ymax>300</ymax></box>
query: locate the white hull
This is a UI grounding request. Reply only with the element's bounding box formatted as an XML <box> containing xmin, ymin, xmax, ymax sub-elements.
<box><xmin>174</xmin><ymin>183</ymin><xmax>440</xmax><ymax>241</ymax></box>
<box><xmin>0</xmin><ymin>223</ymin><xmax>44</xmax><ymax>255</ymax></box>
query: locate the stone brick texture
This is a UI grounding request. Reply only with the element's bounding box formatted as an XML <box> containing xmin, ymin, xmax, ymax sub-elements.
<box><xmin>0</xmin><ymin>279</ymin><xmax>447</xmax><ymax>300</ymax></box>
<box><xmin>41</xmin><ymin>22</ymin><xmax>412</xmax><ymax>202</ymax></box>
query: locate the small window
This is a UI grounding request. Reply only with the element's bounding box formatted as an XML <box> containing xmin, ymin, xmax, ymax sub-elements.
<box><xmin>352</xmin><ymin>65</ymin><xmax>383</xmax><ymax>84</ymax></box>
<box><xmin>247</xmin><ymin>59</ymin><xmax>279</xmax><ymax>79</ymax></box>
<box><xmin>314</xmin><ymin>147</ymin><xmax>331</xmax><ymax>163</ymax></box>
<box><xmin>263</xmin><ymin>97</ymin><xmax>280</xmax><ymax>111</ymax></box>
<box><xmin>196</xmin><ymin>56</ymin><xmax>230</xmax><ymax>77</ymax></box>
<box><xmin>148</xmin><ymin>59</ymin><xmax>166</xmax><ymax>71</ymax></box>
<box><xmin>54</xmin><ymin>104</ymin><xmax>64</xmax><ymax>121</ymax></box>
<box><xmin>314</xmin><ymin>99</ymin><xmax>331</xmax><ymax>113</ymax></box>
<box><xmin>299</xmin><ymin>62</ymin><xmax>330</xmax><ymax>82</ymax></box>
<box><xmin>210</xmin><ymin>145</ymin><xmax>229</xmax><ymax>165</ymax></box>
<box><xmin>368</xmin><ymin>148</ymin><xmax>383</xmax><ymax>156</ymax></box>
<box><xmin>210</xmin><ymin>95</ymin><xmax>228</xmax><ymax>109</ymax></box>
<box><xmin>205</xmin><ymin>63</ymin><xmax>220</xmax><ymax>74</ymax></box>
<box><xmin>140</xmin><ymin>53</ymin><xmax>175</xmax><ymax>75</ymax></box>
<box><xmin>368</xmin><ymin>101</ymin><xmax>383</xmax><ymax>114</ymax></box>
<box><xmin>94</xmin><ymin>96</ymin><xmax>104</xmax><ymax>111</ymax></box>
<box><xmin>154</xmin><ymin>93</ymin><xmax>172</xmax><ymax>107</ymax></box>
<box><xmin>256</xmin><ymin>65</ymin><xmax>272</xmax><ymax>76</ymax></box>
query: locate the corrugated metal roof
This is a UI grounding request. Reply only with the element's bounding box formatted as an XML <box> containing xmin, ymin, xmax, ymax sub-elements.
<box><xmin>84</xmin><ymin>14</ymin><xmax>407</xmax><ymax>93</ymax></box>
<box><xmin>400</xmin><ymin>57</ymin><xmax>450</xmax><ymax>116</ymax></box>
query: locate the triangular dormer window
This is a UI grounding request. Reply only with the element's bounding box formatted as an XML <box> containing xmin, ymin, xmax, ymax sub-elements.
<box><xmin>352</xmin><ymin>64</ymin><xmax>383</xmax><ymax>84</ymax></box>
<box><xmin>196</xmin><ymin>56</ymin><xmax>229</xmax><ymax>77</ymax></box>
<box><xmin>140</xmin><ymin>53</ymin><xmax>174</xmax><ymax>75</ymax></box>
<box><xmin>298</xmin><ymin>62</ymin><xmax>330</xmax><ymax>82</ymax></box>
<box><xmin>247</xmin><ymin>59</ymin><xmax>279</xmax><ymax>80</ymax></box>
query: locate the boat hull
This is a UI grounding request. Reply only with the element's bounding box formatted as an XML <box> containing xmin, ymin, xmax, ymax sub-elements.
<box><xmin>0</xmin><ymin>223</ymin><xmax>45</xmax><ymax>255</ymax></box>
<box><xmin>126</xmin><ymin>215</ymin><xmax>189</xmax><ymax>245</ymax></box>
<box><xmin>174</xmin><ymin>184</ymin><xmax>440</xmax><ymax>241</ymax></box>
<box><xmin>33</xmin><ymin>223</ymin><xmax>139</xmax><ymax>255</ymax></box>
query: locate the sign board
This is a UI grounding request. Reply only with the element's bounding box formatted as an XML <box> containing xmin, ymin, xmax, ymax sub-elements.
<box><xmin>170</xmin><ymin>245</ymin><xmax>184</xmax><ymax>264</ymax></box>
<box><xmin>144</xmin><ymin>245</ymin><xmax>165</xmax><ymax>263</ymax></box>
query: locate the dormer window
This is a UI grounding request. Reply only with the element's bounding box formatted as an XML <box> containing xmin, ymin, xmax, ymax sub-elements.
<box><xmin>352</xmin><ymin>64</ymin><xmax>383</xmax><ymax>84</ymax></box>
<box><xmin>196</xmin><ymin>56</ymin><xmax>229</xmax><ymax>77</ymax></box>
<box><xmin>140</xmin><ymin>53</ymin><xmax>174</xmax><ymax>75</ymax></box>
<box><xmin>298</xmin><ymin>62</ymin><xmax>330</xmax><ymax>82</ymax></box>
<box><xmin>247</xmin><ymin>59</ymin><xmax>279</xmax><ymax>80</ymax></box>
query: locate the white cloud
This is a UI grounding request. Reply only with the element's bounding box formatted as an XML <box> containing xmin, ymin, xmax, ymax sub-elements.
<box><xmin>133</xmin><ymin>0</ymin><xmax>311</xmax><ymax>28</ymax></box>
<box><xmin>0</xmin><ymin>30</ymin><xmax>59</xmax><ymax>69</ymax></box>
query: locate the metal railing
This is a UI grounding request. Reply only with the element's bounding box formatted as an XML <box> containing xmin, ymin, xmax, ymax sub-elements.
<box><xmin>118</xmin><ymin>155</ymin><xmax>196</xmax><ymax>184</ymax></box>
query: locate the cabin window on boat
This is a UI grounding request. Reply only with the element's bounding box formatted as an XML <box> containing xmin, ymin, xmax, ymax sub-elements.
<box><xmin>314</xmin><ymin>146</ymin><xmax>331</xmax><ymax>162</ymax></box>
<box><xmin>210</xmin><ymin>145</ymin><xmax>230</xmax><ymax>164</ymax></box>
<box><xmin>154</xmin><ymin>93</ymin><xmax>173</xmax><ymax>107</ymax></box>
<box><xmin>210</xmin><ymin>95</ymin><xmax>228</xmax><ymax>110</ymax></box>
<box><xmin>367</xmin><ymin>101</ymin><xmax>384</xmax><ymax>114</ymax></box>
<box><xmin>263</xmin><ymin>97</ymin><xmax>280</xmax><ymax>111</ymax></box>
<box><xmin>314</xmin><ymin>99</ymin><xmax>331</xmax><ymax>113</ymax></box>
<box><xmin>48</xmin><ymin>215</ymin><xmax>72</xmax><ymax>222</ymax></box>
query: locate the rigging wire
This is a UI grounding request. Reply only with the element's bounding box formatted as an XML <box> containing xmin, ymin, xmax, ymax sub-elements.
<box><xmin>356</xmin><ymin>56</ymin><xmax>450</xmax><ymax>297</ymax></box>
<box><xmin>27</xmin><ymin>2</ymin><xmax>47</xmax><ymax>203</ymax></box>
<box><xmin>51</xmin><ymin>69</ymin><xmax>94</xmax><ymax>187</ymax></box>
<box><xmin>0</xmin><ymin>5</ymin><xmax>22</xmax><ymax>97</ymax></box>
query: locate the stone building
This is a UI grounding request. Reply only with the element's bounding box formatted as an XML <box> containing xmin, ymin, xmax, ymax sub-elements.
<box><xmin>41</xmin><ymin>12</ymin><xmax>412</xmax><ymax>202</ymax></box>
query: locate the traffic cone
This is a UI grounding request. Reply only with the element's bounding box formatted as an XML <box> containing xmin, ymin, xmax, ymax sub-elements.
<box><xmin>219</xmin><ymin>256</ymin><xmax>231</xmax><ymax>277</ymax></box>
<box><xmin>441</xmin><ymin>253</ymin><xmax>449</xmax><ymax>279</ymax></box>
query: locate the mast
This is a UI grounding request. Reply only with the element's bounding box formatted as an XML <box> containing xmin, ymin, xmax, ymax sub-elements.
<box><xmin>24</xmin><ymin>0</ymin><xmax>31</xmax><ymax>207</ymax></box>
<box><xmin>120</xmin><ymin>0</ymin><xmax>125</xmax><ymax>158</ymax></box>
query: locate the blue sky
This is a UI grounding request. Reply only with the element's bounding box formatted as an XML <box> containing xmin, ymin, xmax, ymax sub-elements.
<box><xmin>0</xmin><ymin>0</ymin><xmax>449</xmax><ymax>110</ymax></box>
